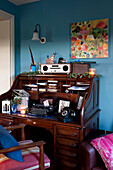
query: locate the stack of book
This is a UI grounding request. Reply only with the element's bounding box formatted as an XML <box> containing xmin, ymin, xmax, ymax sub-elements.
<box><xmin>37</xmin><ymin>82</ymin><xmax>47</xmax><ymax>92</ymax></box>
<box><xmin>24</xmin><ymin>84</ymin><xmax>37</xmax><ymax>91</ymax></box>
<box><xmin>39</xmin><ymin>88</ymin><xmax>46</xmax><ymax>92</ymax></box>
<box><xmin>47</xmin><ymin>80</ymin><xmax>58</xmax><ymax>92</ymax></box>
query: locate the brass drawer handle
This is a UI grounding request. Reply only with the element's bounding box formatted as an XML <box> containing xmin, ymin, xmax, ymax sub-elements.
<box><xmin>72</xmin><ymin>143</ymin><xmax>77</xmax><ymax>147</ymax></box>
<box><xmin>75</xmin><ymin>132</ymin><xmax>77</xmax><ymax>136</ymax></box>
<box><xmin>72</xmin><ymin>153</ymin><xmax>76</xmax><ymax>158</ymax></box>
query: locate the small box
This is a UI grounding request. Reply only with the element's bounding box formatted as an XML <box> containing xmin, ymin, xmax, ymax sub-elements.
<box><xmin>12</xmin><ymin>89</ymin><xmax>30</xmax><ymax>111</ymax></box>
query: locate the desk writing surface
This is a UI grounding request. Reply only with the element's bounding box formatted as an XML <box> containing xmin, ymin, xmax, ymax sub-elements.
<box><xmin>0</xmin><ymin>112</ymin><xmax>81</xmax><ymax>128</ymax></box>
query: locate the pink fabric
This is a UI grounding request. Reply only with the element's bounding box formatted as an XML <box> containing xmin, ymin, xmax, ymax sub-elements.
<box><xmin>0</xmin><ymin>140</ymin><xmax>50</xmax><ymax>170</ymax></box>
<box><xmin>91</xmin><ymin>133</ymin><xmax>113</xmax><ymax>170</ymax></box>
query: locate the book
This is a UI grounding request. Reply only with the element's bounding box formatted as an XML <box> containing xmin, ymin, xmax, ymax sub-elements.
<box><xmin>48</xmin><ymin>80</ymin><xmax>58</xmax><ymax>83</ymax></box>
<box><xmin>31</xmin><ymin>88</ymin><xmax>37</xmax><ymax>91</ymax></box>
<box><xmin>62</xmin><ymin>84</ymin><xmax>70</xmax><ymax>87</ymax></box>
<box><xmin>37</xmin><ymin>82</ymin><xmax>47</xmax><ymax>85</ymax></box>
<box><xmin>25</xmin><ymin>84</ymin><xmax>37</xmax><ymax>88</ymax></box>
<box><xmin>39</xmin><ymin>88</ymin><xmax>46</xmax><ymax>92</ymax></box>
<box><xmin>48</xmin><ymin>89</ymin><xmax>57</xmax><ymax>92</ymax></box>
<box><xmin>76</xmin><ymin>82</ymin><xmax>90</xmax><ymax>86</ymax></box>
<box><xmin>48</xmin><ymin>86</ymin><xmax>57</xmax><ymax>89</ymax></box>
<box><xmin>68</xmin><ymin>86</ymin><xmax>89</xmax><ymax>91</ymax></box>
<box><xmin>48</xmin><ymin>83</ymin><xmax>57</xmax><ymax>86</ymax></box>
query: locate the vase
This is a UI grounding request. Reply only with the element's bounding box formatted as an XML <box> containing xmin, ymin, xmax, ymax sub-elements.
<box><xmin>11</xmin><ymin>104</ymin><xmax>17</xmax><ymax>113</ymax></box>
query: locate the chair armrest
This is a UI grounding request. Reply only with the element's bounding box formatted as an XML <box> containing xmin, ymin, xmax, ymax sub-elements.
<box><xmin>0</xmin><ymin>140</ymin><xmax>45</xmax><ymax>153</ymax></box>
<box><xmin>0</xmin><ymin>140</ymin><xmax>46</xmax><ymax>170</ymax></box>
<box><xmin>4</xmin><ymin>124</ymin><xmax>26</xmax><ymax>140</ymax></box>
<box><xmin>79</xmin><ymin>141</ymin><xmax>98</xmax><ymax>170</ymax></box>
<box><xmin>4</xmin><ymin>124</ymin><xmax>26</xmax><ymax>130</ymax></box>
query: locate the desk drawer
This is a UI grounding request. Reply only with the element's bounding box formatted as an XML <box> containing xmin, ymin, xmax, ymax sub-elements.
<box><xmin>57</xmin><ymin>137</ymin><xmax>78</xmax><ymax>148</ymax></box>
<box><xmin>0</xmin><ymin>115</ymin><xmax>13</xmax><ymax>126</ymax></box>
<box><xmin>18</xmin><ymin>118</ymin><xmax>53</xmax><ymax>132</ymax></box>
<box><xmin>57</xmin><ymin>155</ymin><xmax>77</xmax><ymax>170</ymax></box>
<box><xmin>57</xmin><ymin>146</ymin><xmax>77</xmax><ymax>158</ymax></box>
<box><xmin>57</xmin><ymin>125</ymin><xmax>79</xmax><ymax>140</ymax></box>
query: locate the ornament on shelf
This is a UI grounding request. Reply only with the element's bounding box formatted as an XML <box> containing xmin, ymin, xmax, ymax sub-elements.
<box><xmin>46</xmin><ymin>52</ymin><xmax>57</xmax><ymax>64</ymax></box>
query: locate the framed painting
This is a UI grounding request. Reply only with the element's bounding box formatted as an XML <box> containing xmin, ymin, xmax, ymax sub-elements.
<box><xmin>71</xmin><ymin>18</ymin><xmax>108</xmax><ymax>59</ymax></box>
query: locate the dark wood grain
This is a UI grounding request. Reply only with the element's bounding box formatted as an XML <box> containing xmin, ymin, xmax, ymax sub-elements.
<box><xmin>0</xmin><ymin>141</ymin><xmax>45</xmax><ymax>154</ymax></box>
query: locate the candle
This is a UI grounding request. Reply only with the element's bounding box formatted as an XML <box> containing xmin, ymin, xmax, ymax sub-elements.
<box><xmin>20</xmin><ymin>107</ymin><xmax>26</xmax><ymax>115</ymax></box>
<box><xmin>89</xmin><ymin>68</ymin><xmax>95</xmax><ymax>76</ymax></box>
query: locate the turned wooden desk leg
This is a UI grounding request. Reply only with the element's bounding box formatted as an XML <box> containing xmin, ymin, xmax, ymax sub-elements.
<box><xmin>21</xmin><ymin>127</ymin><xmax>25</xmax><ymax>140</ymax></box>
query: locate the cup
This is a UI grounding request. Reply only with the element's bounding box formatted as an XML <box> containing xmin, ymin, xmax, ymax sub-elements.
<box><xmin>30</xmin><ymin>65</ymin><xmax>36</xmax><ymax>72</ymax></box>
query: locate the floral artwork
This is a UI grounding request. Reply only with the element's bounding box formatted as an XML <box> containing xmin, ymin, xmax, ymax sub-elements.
<box><xmin>71</xmin><ymin>18</ymin><xmax>108</xmax><ymax>58</ymax></box>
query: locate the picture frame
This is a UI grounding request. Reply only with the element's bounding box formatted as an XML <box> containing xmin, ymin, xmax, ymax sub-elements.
<box><xmin>12</xmin><ymin>89</ymin><xmax>30</xmax><ymax>111</ymax></box>
<box><xmin>58</xmin><ymin>100</ymin><xmax>70</xmax><ymax>113</ymax></box>
<box><xmin>2</xmin><ymin>100</ymin><xmax>10</xmax><ymax>114</ymax></box>
<box><xmin>71</xmin><ymin>18</ymin><xmax>108</xmax><ymax>58</ymax></box>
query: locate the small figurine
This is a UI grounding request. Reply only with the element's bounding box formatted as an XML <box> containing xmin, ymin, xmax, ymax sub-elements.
<box><xmin>46</xmin><ymin>52</ymin><xmax>57</xmax><ymax>64</ymax></box>
<box><xmin>46</xmin><ymin>55</ymin><xmax>50</xmax><ymax>64</ymax></box>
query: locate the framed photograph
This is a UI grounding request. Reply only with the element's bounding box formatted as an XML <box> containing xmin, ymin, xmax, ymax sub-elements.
<box><xmin>2</xmin><ymin>100</ymin><xmax>10</xmax><ymax>114</ymax></box>
<box><xmin>58</xmin><ymin>100</ymin><xmax>70</xmax><ymax>113</ymax></box>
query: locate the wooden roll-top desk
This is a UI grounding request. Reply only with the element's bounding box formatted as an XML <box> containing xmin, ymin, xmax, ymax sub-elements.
<box><xmin>0</xmin><ymin>74</ymin><xmax>100</xmax><ymax>170</ymax></box>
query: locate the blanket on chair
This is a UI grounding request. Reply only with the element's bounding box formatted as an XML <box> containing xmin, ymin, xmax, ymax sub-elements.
<box><xmin>91</xmin><ymin>133</ymin><xmax>113</xmax><ymax>170</ymax></box>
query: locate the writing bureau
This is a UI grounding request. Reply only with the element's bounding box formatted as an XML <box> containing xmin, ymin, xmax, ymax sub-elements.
<box><xmin>0</xmin><ymin>74</ymin><xmax>100</xmax><ymax>170</ymax></box>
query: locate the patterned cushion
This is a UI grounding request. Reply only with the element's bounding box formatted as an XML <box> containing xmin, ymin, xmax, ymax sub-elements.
<box><xmin>0</xmin><ymin>140</ymin><xmax>50</xmax><ymax>170</ymax></box>
<box><xmin>0</xmin><ymin>125</ymin><xmax>23</xmax><ymax>162</ymax></box>
<box><xmin>90</xmin><ymin>133</ymin><xmax>113</xmax><ymax>169</ymax></box>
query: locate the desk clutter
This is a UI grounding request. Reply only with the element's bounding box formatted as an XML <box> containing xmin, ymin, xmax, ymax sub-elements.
<box><xmin>0</xmin><ymin>73</ymin><xmax>100</xmax><ymax>170</ymax></box>
<box><xmin>2</xmin><ymin>75</ymin><xmax>89</xmax><ymax>121</ymax></box>
<box><xmin>1</xmin><ymin>74</ymin><xmax>90</xmax><ymax>123</ymax></box>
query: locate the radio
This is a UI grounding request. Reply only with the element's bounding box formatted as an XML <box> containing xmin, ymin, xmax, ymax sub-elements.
<box><xmin>41</xmin><ymin>64</ymin><xmax>71</xmax><ymax>74</ymax></box>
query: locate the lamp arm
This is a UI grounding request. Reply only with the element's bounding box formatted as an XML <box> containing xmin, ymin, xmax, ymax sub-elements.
<box><xmin>35</xmin><ymin>24</ymin><xmax>41</xmax><ymax>40</ymax></box>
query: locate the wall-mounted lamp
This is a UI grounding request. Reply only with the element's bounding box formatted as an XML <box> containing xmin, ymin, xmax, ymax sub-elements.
<box><xmin>32</xmin><ymin>24</ymin><xmax>46</xmax><ymax>44</ymax></box>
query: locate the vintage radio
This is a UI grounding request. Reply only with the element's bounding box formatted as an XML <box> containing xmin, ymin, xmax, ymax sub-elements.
<box><xmin>41</xmin><ymin>64</ymin><xmax>71</xmax><ymax>74</ymax></box>
<box><xmin>71</xmin><ymin>62</ymin><xmax>90</xmax><ymax>74</ymax></box>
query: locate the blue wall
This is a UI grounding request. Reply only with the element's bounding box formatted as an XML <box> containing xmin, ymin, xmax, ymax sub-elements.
<box><xmin>0</xmin><ymin>0</ymin><xmax>20</xmax><ymax>76</ymax></box>
<box><xmin>19</xmin><ymin>0</ymin><xmax>113</xmax><ymax>131</ymax></box>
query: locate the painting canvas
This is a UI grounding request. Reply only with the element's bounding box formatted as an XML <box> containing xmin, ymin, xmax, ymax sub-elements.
<box><xmin>71</xmin><ymin>18</ymin><xmax>108</xmax><ymax>58</ymax></box>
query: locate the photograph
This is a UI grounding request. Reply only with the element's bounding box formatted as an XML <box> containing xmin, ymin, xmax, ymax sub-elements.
<box><xmin>58</xmin><ymin>100</ymin><xmax>70</xmax><ymax>113</ymax></box>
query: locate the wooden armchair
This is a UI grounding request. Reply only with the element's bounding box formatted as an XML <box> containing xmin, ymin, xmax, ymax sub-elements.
<box><xmin>0</xmin><ymin>124</ymin><xmax>50</xmax><ymax>170</ymax></box>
